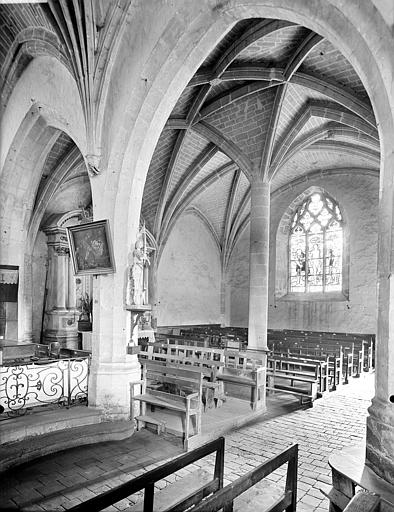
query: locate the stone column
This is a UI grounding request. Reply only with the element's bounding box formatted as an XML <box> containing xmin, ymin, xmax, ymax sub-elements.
<box><xmin>148</xmin><ymin>256</ymin><xmax>158</xmax><ymax>333</ymax></box>
<box><xmin>245</xmin><ymin>175</ymin><xmax>270</xmax><ymax>412</ymax></box>
<box><xmin>220</xmin><ymin>267</ymin><xmax>230</xmax><ymax>327</ymax></box>
<box><xmin>19</xmin><ymin>256</ymin><xmax>33</xmax><ymax>341</ymax></box>
<box><xmin>88</xmin><ymin>268</ymin><xmax>141</xmax><ymax>422</ymax></box>
<box><xmin>53</xmin><ymin>246</ymin><xmax>68</xmax><ymax>310</ymax></box>
<box><xmin>248</xmin><ymin>176</ymin><xmax>270</xmax><ymax>352</ymax></box>
<box><xmin>366</xmin><ymin>158</ymin><xmax>394</xmax><ymax>485</ymax></box>
<box><xmin>43</xmin><ymin>227</ymin><xmax>79</xmax><ymax>348</ymax></box>
<box><xmin>67</xmin><ymin>256</ymin><xmax>76</xmax><ymax>309</ymax></box>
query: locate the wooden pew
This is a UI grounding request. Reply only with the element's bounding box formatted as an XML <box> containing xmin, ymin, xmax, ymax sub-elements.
<box><xmin>138</xmin><ymin>343</ymin><xmax>225</xmax><ymax>410</ymax></box>
<box><xmin>268</xmin><ymin>354</ymin><xmax>327</xmax><ymax>395</ymax></box>
<box><xmin>157</xmin><ymin>333</ymin><xmax>209</xmax><ymax>347</ymax></box>
<box><xmin>267</xmin><ymin>329</ymin><xmax>375</xmax><ymax>374</ymax></box>
<box><xmin>67</xmin><ymin>436</ymin><xmax>226</xmax><ymax>512</ymax></box>
<box><xmin>266</xmin><ymin>355</ymin><xmax>319</xmax><ymax>405</ymax></box>
<box><xmin>130</xmin><ymin>360</ymin><xmax>203</xmax><ymax>449</ymax></box>
<box><xmin>216</xmin><ymin>351</ymin><xmax>265</xmax><ymax>411</ymax></box>
<box><xmin>270</xmin><ymin>342</ymin><xmax>343</xmax><ymax>390</ymax></box>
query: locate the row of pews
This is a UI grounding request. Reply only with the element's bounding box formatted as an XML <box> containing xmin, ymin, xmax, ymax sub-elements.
<box><xmin>152</xmin><ymin>326</ymin><xmax>375</xmax><ymax>407</ymax></box>
<box><xmin>129</xmin><ymin>325</ymin><xmax>375</xmax><ymax>448</ymax></box>
<box><xmin>267</xmin><ymin>328</ymin><xmax>375</xmax><ymax>384</ymax></box>
<box><xmin>132</xmin><ymin>341</ymin><xmax>266</xmax><ymax>448</ymax></box>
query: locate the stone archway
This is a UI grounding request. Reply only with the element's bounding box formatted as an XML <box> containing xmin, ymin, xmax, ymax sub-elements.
<box><xmin>89</xmin><ymin>2</ymin><xmax>394</xmax><ymax>478</ymax></box>
<box><xmin>0</xmin><ymin>103</ymin><xmax>86</xmax><ymax>341</ymax></box>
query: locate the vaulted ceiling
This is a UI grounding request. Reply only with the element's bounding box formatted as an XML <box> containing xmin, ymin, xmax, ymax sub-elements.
<box><xmin>142</xmin><ymin>19</ymin><xmax>379</xmax><ymax>262</ymax></box>
<box><xmin>0</xmin><ymin>6</ymin><xmax>379</xmax><ymax>251</ymax></box>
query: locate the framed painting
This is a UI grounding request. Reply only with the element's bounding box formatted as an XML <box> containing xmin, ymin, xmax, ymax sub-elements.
<box><xmin>67</xmin><ymin>220</ymin><xmax>116</xmax><ymax>275</ymax></box>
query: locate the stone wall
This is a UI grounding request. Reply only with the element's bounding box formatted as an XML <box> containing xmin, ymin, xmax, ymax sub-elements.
<box><xmin>227</xmin><ymin>173</ymin><xmax>378</xmax><ymax>333</ymax></box>
<box><xmin>157</xmin><ymin>212</ymin><xmax>221</xmax><ymax>326</ymax></box>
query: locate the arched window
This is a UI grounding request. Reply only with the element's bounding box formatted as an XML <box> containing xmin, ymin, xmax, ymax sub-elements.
<box><xmin>289</xmin><ymin>192</ymin><xmax>343</xmax><ymax>293</ymax></box>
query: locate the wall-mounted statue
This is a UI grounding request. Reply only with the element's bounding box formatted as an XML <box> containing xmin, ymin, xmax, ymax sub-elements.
<box><xmin>126</xmin><ymin>226</ymin><xmax>151</xmax><ymax>306</ymax></box>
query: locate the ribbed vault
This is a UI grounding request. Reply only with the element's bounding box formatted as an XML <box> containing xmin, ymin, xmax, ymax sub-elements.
<box><xmin>142</xmin><ymin>17</ymin><xmax>378</xmax><ymax>266</ymax></box>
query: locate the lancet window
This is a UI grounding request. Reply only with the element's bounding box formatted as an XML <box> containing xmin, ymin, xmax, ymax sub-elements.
<box><xmin>289</xmin><ymin>192</ymin><xmax>343</xmax><ymax>293</ymax></box>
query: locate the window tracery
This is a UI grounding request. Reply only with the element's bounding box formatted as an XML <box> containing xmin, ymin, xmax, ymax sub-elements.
<box><xmin>289</xmin><ymin>192</ymin><xmax>343</xmax><ymax>293</ymax></box>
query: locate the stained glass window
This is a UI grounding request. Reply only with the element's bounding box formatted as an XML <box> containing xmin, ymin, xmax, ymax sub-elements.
<box><xmin>289</xmin><ymin>192</ymin><xmax>343</xmax><ymax>293</ymax></box>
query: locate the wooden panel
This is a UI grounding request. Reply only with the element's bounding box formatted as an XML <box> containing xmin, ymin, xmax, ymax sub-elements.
<box><xmin>343</xmin><ymin>492</ymin><xmax>380</xmax><ymax>512</ymax></box>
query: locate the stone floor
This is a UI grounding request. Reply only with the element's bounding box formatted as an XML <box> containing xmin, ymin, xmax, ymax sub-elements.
<box><xmin>0</xmin><ymin>372</ymin><xmax>374</xmax><ymax>511</ymax></box>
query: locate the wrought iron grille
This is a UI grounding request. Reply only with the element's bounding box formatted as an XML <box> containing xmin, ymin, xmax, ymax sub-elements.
<box><xmin>0</xmin><ymin>357</ymin><xmax>90</xmax><ymax>417</ymax></box>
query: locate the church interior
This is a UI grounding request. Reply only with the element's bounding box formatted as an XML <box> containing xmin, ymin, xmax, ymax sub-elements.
<box><xmin>1</xmin><ymin>1</ymin><xmax>394</xmax><ymax>510</ymax></box>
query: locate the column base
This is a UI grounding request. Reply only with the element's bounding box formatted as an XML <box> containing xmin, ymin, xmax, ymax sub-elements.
<box><xmin>88</xmin><ymin>358</ymin><xmax>142</xmax><ymax>421</ymax></box>
<box><xmin>366</xmin><ymin>397</ymin><xmax>394</xmax><ymax>486</ymax></box>
<box><xmin>43</xmin><ymin>329</ymin><xmax>80</xmax><ymax>350</ymax></box>
<box><xmin>329</xmin><ymin>443</ymin><xmax>394</xmax><ymax>510</ymax></box>
<box><xmin>43</xmin><ymin>309</ymin><xmax>79</xmax><ymax>349</ymax></box>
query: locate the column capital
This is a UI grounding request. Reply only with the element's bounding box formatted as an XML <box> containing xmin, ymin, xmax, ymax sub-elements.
<box><xmin>54</xmin><ymin>246</ymin><xmax>70</xmax><ymax>256</ymax></box>
<box><xmin>43</xmin><ymin>226</ymin><xmax>70</xmax><ymax>253</ymax></box>
<box><xmin>249</xmin><ymin>167</ymin><xmax>271</xmax><ymax>187</ymax></box>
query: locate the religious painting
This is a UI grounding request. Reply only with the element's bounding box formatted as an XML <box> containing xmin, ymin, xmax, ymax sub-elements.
<box><xmin>67</xmin><ymin>220</ymin><xmax>116</xmax><ymax>275</ymax></box>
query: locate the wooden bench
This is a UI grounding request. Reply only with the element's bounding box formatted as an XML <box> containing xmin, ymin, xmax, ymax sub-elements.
<box><xmin>266</xmin><ymin>368</ymin><xmax>318</xmax><ymax>405</ymax></box>
<box><xmin>271</xmin><ymin>345</ymin><xmax>342</xmax><ymax>390</ymax></box>
<box><xmin>139</xmin><ymin>343</ymin><xmax>226</xmax><ymax>410</ymax></box>
<box><xmin>269</xmin><ymin>352</ymin><xmax>329</xmax><ymax>394</ymax></box>
<box><xmin>188</xmin><ymin>443</ymin><xmax>298</xmax><ymax>512</ymax></box>
<box><xmin>268</xmin><ymin>355</ymin><xmax>327</xmax><ymax>394</ymax></box>
<box><xmin>139</xmin><ymin>342</ymin><xmax>224</xmax><ymax>376</ymax></box>
<box><xmin>130</xmin><ymin>361</ymin><xmax>203</xmax><ymax>449</ymax></box>
<box><xmin>268</xmin><ymin>329</ymin><xmax>375</xmax><ymax>374</ymax></box>
<box><xmin>156</xmin><ymin>333</ymin><xmax>209</xmax><ymax>348</ymax></box>
<box><xmin>217</xmin><ymin>351</ymin><xmax>265</xmax><ymax>411</ymax></box>
<box><xmin>67</xmin><ymin>436</ymin><xmax>226</xmax><ymax>512</ymax></box>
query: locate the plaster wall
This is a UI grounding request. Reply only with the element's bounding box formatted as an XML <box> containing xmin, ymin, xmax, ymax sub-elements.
<box><xmin>227</xmin><ymin>173</ymin><xmax>378</xmax><ymax>333</ymax></box>
<box><xmin>31</xmin><ymin>231</ymin><xmax>48</xmax><ymax>342</ymax></box>
<box><xmin>227</xmin><ymin>226</ymin><xmax>250</xmax><ymax>327</ymax></box>
<box><xmin>157</xmin><ymin>213</ymin><xmax>221</xmax><ymax>326</ymax></box>
<box><xmin>0</xmin><ymin>56</ymin><xmax>85</xmax><ymax>172</ymax></box>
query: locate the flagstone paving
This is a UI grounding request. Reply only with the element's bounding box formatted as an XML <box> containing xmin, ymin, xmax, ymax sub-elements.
<box><xmin>0</xmin><ymin>372</ymin><xmax>374</xmax><ymax>511</ymax></box>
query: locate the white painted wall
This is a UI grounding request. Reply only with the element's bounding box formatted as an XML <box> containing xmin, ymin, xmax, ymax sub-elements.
<box><xmin>157</xmin><ymin>212</ymin><xmax>221</xmax><ymax>326</ymax></box>
<box><xmin>0</xmin><ymin>56</ymin><xmax>85</xmax><ymax>171</ymax></box>
<box><xmin>227</xmin><ymin>226</ymin><xmax>250</xmax><ymax>327</ymax></box>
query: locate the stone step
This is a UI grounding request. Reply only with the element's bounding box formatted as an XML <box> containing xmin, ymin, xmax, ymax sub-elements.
<box><xmin>0</xmin><ymin>406</ymin><xmax>133</xmax><ymax>472</ymax></box>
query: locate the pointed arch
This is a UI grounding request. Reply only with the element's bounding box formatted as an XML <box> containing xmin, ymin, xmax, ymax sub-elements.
<box><xmin>275</xmin><ymin>186</ymin><xmax>349</xmax><ymax>299</ymax></box>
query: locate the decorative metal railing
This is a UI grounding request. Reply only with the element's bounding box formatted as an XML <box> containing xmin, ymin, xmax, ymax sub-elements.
<box><xmin>0</xmin><ymin>357</ymin><xmax>90</xmax><ymax>417</ymax></box>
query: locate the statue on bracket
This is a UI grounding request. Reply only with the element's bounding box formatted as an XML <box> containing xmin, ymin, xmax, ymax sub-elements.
<box><xmin>126</xmin><ymin>224</ymin><xmax>152</xmax><ymax>306</ymax></box>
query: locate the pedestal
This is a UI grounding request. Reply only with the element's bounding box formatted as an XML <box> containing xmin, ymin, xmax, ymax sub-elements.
<box><xmin>366</xmin><ymin>397</ymin><xmax>394</xmax><ymax>486</ymax></box>
<box><xmin>80</xmin><ymin>331</ymin><xmax>92</xmax><ymax>351</ymax></box>
<box><xmin>125</xmin><ymin>304</ymin><xmax>152</xmax><ymax>351</ymax></box>
<box><xmin>43</xmin><ymin>309</ymin><xmax>79</xmax><ymax>349</ymax></box>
